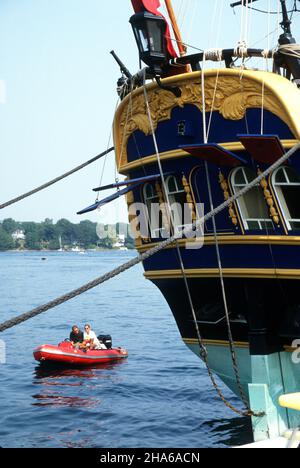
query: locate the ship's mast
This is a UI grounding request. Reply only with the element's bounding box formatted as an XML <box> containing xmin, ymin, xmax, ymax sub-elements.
<box><xmin>164</xmin><ymin>0</ymin><xmax>187</xmax><ymax>57</ymax></box>
<box><xmin>230</xmin><ymin>0</ymin><xmax>300</xmax><ymax>82</ymax></box>
<box><xmin>280</xmin><ymin>0</ymin><xmax>292</xmax><ymax>34</ymax></box>
<box><xmin>231</xmin><ymin>0</ymin><xmax>294</xmax><ymax>34</ymax></box>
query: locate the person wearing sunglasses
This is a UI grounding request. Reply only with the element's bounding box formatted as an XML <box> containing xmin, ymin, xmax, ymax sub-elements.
<box><xmin>83</xmin><ymin>324</ymin><xmax>106</xmax><ymax>350</ymax></box>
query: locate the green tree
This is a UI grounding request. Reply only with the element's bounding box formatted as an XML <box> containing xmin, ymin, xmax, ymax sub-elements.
<box><xmin>56</xmin><ymin>219</ymin><xmax>77</xmax><ymax>245</ymax></box>
<box><xmin>48</xmin><ymin>239</ymin><xmax>60</xmax><ymax>250</ymax></box>
<box><xmin>41</xmin><ymin>219</ymin><xmax>57</xmax><ymax>243</ymax></box>
<box><xmin>76</xmin><ymin>220</ymin><xmax>98</xmax><ymax>247</ymax></box>
<box><xmin>0</xmin><ymin>228</ymin><xmax>14</xmax><ymax>250</ymax></box>
<box><xmin>99</xmin><ymin>236</ymin><xmax>115</xmax><ymax>249</ymax></box>
<box><xmin>2</xmin><ymin>218</ymin><xmax>18</xmax><ymax>234</ymax></box>
<box><xmin>22</xmin><ymin>223</ymin><xmax>41</xmax><ymax>250</ymax></box>
<box><xmin>25</xmin><ymin>231</ymin><xmax>40</xmax><ymax>250</ymax></box>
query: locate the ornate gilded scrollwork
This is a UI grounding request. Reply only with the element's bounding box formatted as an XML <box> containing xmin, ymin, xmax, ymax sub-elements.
<box><xmin>182</xmin><ymin>175</ymin><xmax>197</xmax><ymax>223</ymax></box>
<box><xmin>219</xmin><ymin>172</ymin><xmax>238</xmax><ymax>227</ymax></box>
<box><xmin>115</xmin><ymin>73</ymin><xmax>286</xmax><ymax>168</ymax></box>
<box><xmin>258</xmin><ymin>170</ymin><xmax>280</xmax><ymax>226</ymax></box>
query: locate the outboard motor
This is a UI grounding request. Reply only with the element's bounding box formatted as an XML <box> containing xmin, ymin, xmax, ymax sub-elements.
<box><xmin>98</xmin><ymin>335</ymin><xmax>112</xmax><ymax>349</ymax></box>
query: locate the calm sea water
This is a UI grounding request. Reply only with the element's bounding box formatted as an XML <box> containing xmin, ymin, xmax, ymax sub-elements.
<box><xmin>0</xmin><ymin>251</ymin><xmax>252</xmax><ymax>448</ymax></box>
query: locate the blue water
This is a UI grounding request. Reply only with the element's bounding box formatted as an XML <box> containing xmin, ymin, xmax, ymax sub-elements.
<box><xmin>0</xmin><ymin>251</ymin><xmax>252</xmax><ymax>448</ymax></box>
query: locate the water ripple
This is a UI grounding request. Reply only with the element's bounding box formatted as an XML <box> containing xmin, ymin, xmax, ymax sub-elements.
<box><xmin>0</xmin><ymin>251</ymin><xmax>253</xmax><ymax>448</ymax></box>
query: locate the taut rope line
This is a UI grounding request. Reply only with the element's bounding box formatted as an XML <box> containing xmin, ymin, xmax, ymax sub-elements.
<box><xmin>1</xmin><ymin>139</ymin><xmax>299</xmax><ymax>334</ymax></box>
<box><xmin>0</xmin><ymin>147</ymin><xmax>115</xmax><ymax>211</ymax></box>
<box><xmin>200</xmin><ymin>63</ymin><xmax>252</xmax><ymax>413</ymax></box>
<box><xmin>143</xmin><ymin>70</ymin><xmax>253</xmax><ymax>416</ymax></box>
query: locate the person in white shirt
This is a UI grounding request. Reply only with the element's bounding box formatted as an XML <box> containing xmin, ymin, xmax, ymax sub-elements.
<box><xmin>83</xmin><ymin>324</ymin><xmax>107</xmax><ymax>350</ymax></box>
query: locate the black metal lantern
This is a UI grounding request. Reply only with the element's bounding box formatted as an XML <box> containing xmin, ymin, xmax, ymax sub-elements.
<box><xmin>130</xmin><ymin>12</ymin><xmax>168</xmax><ymax>72</ymax></box>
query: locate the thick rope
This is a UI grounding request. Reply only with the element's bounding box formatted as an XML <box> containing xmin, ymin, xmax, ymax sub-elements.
<box><xmin>278</xmin><ymin>43</ymin><xmax>300</xmax><ymax>60</ymax></box>
<box><xmin>0</xmin><ymin>147</ymin><xmax>115</xmax><ymax>210</ymax></box>
<box><xmin>143</xmin><ymin>72</ymin><xmax>252</xmax><ymax>417</ymax></box>
<box><xmin>201</xmin><ymin>67</ymin><xmax>252</xmax><ymax>415</ymax></box>
<box><xmin>205</xmin><ymin>161</ymin><xmax>251</xmax><ymax>415</ymax></box>
<box><xmin>1</xmin><ymin>140</ymin><xmax>299</xmax><ymax>334</ymax></box>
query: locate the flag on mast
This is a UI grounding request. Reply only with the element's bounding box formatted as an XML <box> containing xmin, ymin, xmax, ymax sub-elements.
<box><xmin>131</xmin><ymin>0</ymin><xmax>161</xmax><ymax>15</ymax></box>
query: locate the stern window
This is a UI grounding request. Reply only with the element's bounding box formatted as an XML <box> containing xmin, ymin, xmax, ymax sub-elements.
<box><xmin>166</xmin><ymin>175</ymin><xmax>189</xmax><ymax>233</ymax></box>
<box><xmin>231</xmin><ymin>167</ymin><xmax>273</xmax><ymax>231</ymax></box>
<box><xmin>143</xmin><ymin>183</ymin><xmax>162</xmax><ymax>238</ymax></box>
<box><xmin>272</xmin><ymin>167</ymin><xmax>300</xmax><ymax>231</ymax></box>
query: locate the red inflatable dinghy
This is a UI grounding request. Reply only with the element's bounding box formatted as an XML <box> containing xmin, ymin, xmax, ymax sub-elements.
<box><xmin>34</xmin><ymin>341</ymin><xmax>128</xmax><ymax>367</ymax></box>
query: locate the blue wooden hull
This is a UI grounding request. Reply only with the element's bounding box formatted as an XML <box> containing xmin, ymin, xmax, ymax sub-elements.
<box><xmin>113</xmin><ymin>69</ymin><xmax>300</xmax><ymax>436</ymax></box>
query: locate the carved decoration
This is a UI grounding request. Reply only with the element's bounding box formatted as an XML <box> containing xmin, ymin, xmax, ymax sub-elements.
<box><xmin>155</xmin><ymin>181</ymin><xmax>171</xmax><ymax>233</ymax></box>
<box><xmin>219</xmin><ymin>172</ymin><xmax>238</xmax><ymax>227</ymax></box>
<box><xmin>125</xmin><ymin>189</ymin><xmax>142</xmax><ymax>247</ymax></box>
<box><xmin>182</xmin><ymin>175</ymin><xmax>197</xmax><ymax>223</ymax></box>
<box><xmin>115</xmin><ymin>75</ymin><xmax>286</xmax><ymax>167</ymax></box>
<box><xmin>258</xmin><ymin>170</ymin><xmax>280</xmax><ymax>226</ymax></box>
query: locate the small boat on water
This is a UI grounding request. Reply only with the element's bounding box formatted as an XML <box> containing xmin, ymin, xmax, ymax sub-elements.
<box><xmin>33</xmin><ymin>341</ymin><xmax>128</xmax><ymax>367</ymax></box>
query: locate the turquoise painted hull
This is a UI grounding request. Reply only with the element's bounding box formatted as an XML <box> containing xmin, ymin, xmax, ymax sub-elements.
<box><xmin>185</xmin><ymin>342</ymin><xmax>300</xmax><ymax>441</ymax></box>
<box><xmin>185</xmin><ymin>342</ymin><xmax>251</xmax><ymax>398</ymax></box>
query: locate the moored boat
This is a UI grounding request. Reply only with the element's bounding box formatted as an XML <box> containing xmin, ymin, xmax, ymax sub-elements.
<box><xmin>34</xmin><ymin>341</ymin><xmax>128</xmax><ymax>367</ymax></box>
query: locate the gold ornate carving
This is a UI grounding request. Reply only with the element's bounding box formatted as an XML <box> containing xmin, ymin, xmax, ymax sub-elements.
<box><xmin>155</xmin><ymin>181</ymin><xmax>171</xmax><ymax>232</ymax></box>
<box><xmin>115</xmin><ymin>73</ymin><xmax>287</xmax><ymax>168</ymax></box>
<box><xmin>219</xmin><ymin>172</ymin><xmax>238</xmax><ymax>227</ymax></box>
<box><xmin>182</xmin><ymin>175</ymin><xmax>196</xmax><ymax>223</ymax></box>
<box><xmin>125</xmin><ymin>189</ymin><xmax>142</xmax><ymax>247</ymax></box>
<box><xmin>258</xmin><ymin>170</ymin><xmax>280</xmax><ymax>226</ymax></box>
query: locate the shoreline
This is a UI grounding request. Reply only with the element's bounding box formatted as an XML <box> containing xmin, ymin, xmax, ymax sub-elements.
<box><xmin>0</xmin><ymin>248</ymin><xmax>133</xmax><ymax>253</ymax></box>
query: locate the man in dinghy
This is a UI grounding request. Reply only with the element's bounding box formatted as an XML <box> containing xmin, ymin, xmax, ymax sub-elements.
<box><xmin>69</xmin><ymin>325</ymin><xmax>84</xmax><ymax>349</ymax></box>
<box><xmin>83</xmin><ymin>324</ymin><xmax>107</xmax><ymax>350</ymax></box>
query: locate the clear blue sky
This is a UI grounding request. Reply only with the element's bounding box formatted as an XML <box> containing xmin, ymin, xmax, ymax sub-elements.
<box><xmin>1</xmin><ymin>0</ymin><xmax>299</xmax><ymax>224</ymax></box>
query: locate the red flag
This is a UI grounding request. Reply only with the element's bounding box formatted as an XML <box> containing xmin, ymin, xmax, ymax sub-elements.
<box><xmin>131</xmin><ymin>0</ymin><xmax>178</xmax><ymax>58</ymax></box>
<box><xmin>131</xmin><ymin>0</ymin><xmax>161</xmax><ymax>15</ymax></box>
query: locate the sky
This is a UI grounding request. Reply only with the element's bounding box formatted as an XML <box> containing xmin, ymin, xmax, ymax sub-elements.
<box><xmin>1</xmin><ymin>0</ymin><xmax>300</xmax><ymax>224</ymax></box>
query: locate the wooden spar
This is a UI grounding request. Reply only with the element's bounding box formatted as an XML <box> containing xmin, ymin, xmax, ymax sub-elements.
<box><xmin>164</xmin><ymin>0</ymin><xmax>187</xmax><ymax>57</ymax></box>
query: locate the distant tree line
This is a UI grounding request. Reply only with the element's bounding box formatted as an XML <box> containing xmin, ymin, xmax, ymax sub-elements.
<box><xmin>0</xmin><ymin>218</ymin><xmax>135</xmax><ymax>251</ymax></box>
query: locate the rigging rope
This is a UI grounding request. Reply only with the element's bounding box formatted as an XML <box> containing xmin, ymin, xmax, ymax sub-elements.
<box><xmin>1</xmin><ymin>96</ymin><xmax>298</xmax><ymax>419</ymax></box>
<box><xmin>144</xmin><ymin>66</ymin><xmax>255</xmax><ymax>417</ymax></box>
<box><xmin>277</xmin><ymin>43</ymin><xmax>300</xmax><ymax>59</ymax></box>
<box><xmin>0</xmin><ymin>147</ymin><xmax>115</xmax><ymax>211</ymax></box>
<box><xmin>96</xmin><ymin>98</ymin><xmax>120</xmax><ymax>202</ymax></box>
<box><xmin>200</xmin><ymin>63</ymin><xmax>252</xmax><ymax>413</ymax></box>
<box><xmin>0</xmin><ymin>139</ymin><xmax>299</xmax><ymax>422</ymax></box>
<box><xmin>204</xmin><ymin>160</ymin><xmax>252</xmax><ymax>415</ymax></box>
<box><xmin>1</xmin><ymin>136</ymin><xmax>299</xmax><ymax>335</ymax></box>
<box><xmin>1</xmin><ymin>140</ymin><xmax>300</xmax><ymax>335</ymax></box>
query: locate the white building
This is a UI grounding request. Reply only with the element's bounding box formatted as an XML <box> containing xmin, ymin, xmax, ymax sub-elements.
<box><xmin>12</xmin><ymin>230</ymin><xmax>26</xmax><ymax>241</ymax></box>
<box><xmin>113</xmin><ymin>234</ymin><xmax>126</xmax><ymax>249</ymax></box>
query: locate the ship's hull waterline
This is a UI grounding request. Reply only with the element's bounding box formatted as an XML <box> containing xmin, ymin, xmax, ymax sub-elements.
<box><xmin>185</xmin><ymin>341</ymin><xmax>300</xmax><ymax>436</ymax></box>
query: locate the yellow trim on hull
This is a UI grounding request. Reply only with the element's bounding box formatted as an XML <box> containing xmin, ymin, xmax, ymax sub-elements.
<box><xmin>183</xmin><ymin>339</ymin><xmax>299</xmax><ymax>354</ymax></box>
<box><xmin>144</xmin><ymin>268</ymin><xmax>300</xmax><ymax>280</ymax></box>
<box><xmin>119</xmin><ymin>140</ymin><xmax>298</xmax><ymax>174</ymax></box>
<box><xmin>183</xmin><ymin>338</ymin><xmax>249</xmax><ymax>349</ymax></box>
<box><xmin>136</xmin><ymin>234</ymin><xmax>300</xmax><ymax>253</ymax></box>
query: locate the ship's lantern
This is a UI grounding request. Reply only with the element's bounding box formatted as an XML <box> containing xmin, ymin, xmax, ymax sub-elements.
<box><xmin>130</xmin><ymin>12</ymin><xmax>168</xmax><ymax>71</ymax></box>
